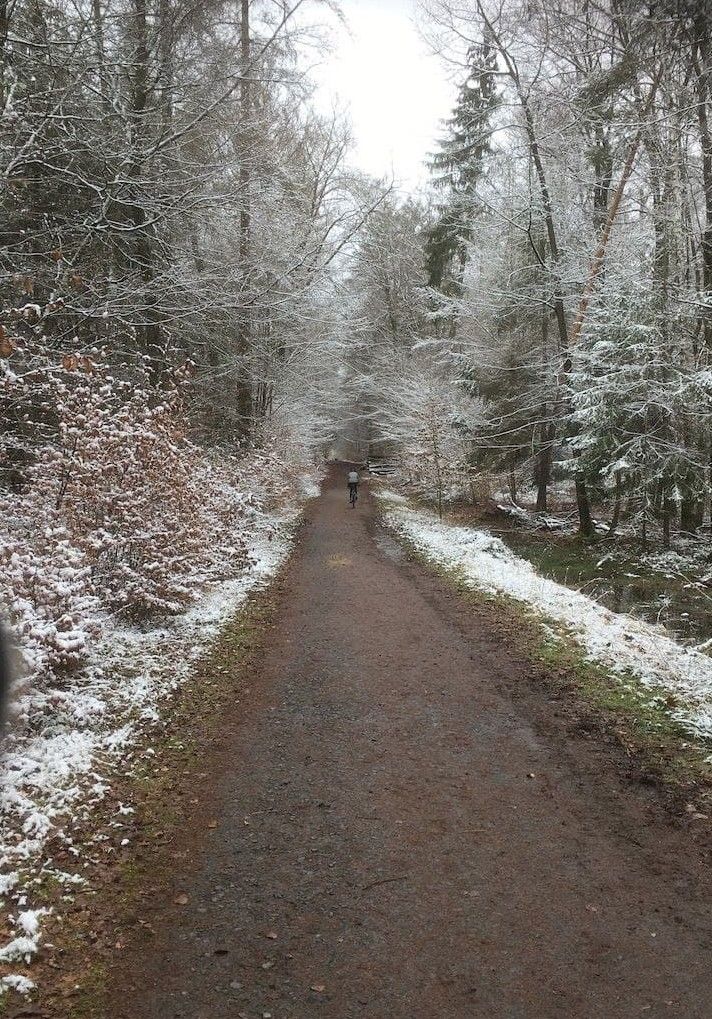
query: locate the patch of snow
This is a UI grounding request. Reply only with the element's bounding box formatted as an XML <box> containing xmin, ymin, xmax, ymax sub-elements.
<box><xmin>16</xmin><ymin>910</ymin><xmax>47</xmax><ymax>938</ymax></box>
<box><xmin>0</xmin><ymin>874</ymin><xmax>19</xmax><ymax>896</ymax></box>
<box><xmin>1</xmin><ymin>974</ymin><xmax>36</xmax><ymax>995</ymax></box>
<box><xmin>299</xmin><ymin>475</ymin><xmax>322</xmax><ymax>499</ymax></box>
<box><xmin>0</xmin><ymin>936</ymin><xmax>41</xmax><ymax>965</ymax></box>
<box><xmin>380</xmin><ymin>495</ymin><xmax>712</xmax><ymax>741</ymax></box>
<box><xmin>377</xmin><ymin>489</ymin><xmax>409</xmax><ymax>505</ymax></box>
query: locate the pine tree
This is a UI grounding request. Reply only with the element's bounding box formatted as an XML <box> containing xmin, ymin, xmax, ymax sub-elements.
<box><xmin>425</xmin><ymin>36</ymin><xmax>498</xmax><ymax>294</ymax></box>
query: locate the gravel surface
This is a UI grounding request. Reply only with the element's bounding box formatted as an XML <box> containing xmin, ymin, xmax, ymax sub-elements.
<box><xmin>110</xmin><ymin>468</ymin><xmax>712</xmax><ymax>1018</ymax></box>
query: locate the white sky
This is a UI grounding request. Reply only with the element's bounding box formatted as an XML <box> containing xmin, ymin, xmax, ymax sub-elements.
<box><xmin>309</xmin><ymin>0</ymin><xmax>456</xmax><ymax>193</ymax></box>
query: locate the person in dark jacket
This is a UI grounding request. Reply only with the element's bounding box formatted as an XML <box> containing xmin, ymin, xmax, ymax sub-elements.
<box><xmin>347</xmin><ymin>469</ymin><xmax>359</xmax><ymax>505</ymax></box>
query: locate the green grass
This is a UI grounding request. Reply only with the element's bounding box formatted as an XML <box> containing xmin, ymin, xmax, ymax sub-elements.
<box><xmin>64</xmin><ymin>964</ymin><xmax>107</xmax><ymax>1019</ymax></box>
<box><xmin>528</xmin><ymin>610</ymin><xmax>710</xmax><ymax>785</ymax></box>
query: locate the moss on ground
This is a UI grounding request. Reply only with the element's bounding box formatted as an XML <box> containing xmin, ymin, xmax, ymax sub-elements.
<box><xmin>393</xmin><ymin>479</ymin><xmax>712</xmax><ymax>646</ymax></box>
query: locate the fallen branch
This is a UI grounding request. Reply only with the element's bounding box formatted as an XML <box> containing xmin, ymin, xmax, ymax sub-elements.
<box><xmin>361</xmin><ymin>875</ymin><xmax>408</xmax><ymax>892</ymax></box>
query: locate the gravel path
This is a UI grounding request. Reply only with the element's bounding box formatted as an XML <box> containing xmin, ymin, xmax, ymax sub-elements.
<box><xmin>111</xmin><ymin>468</ymin><xmax>712</xmax><ymax>1018</ymax></box>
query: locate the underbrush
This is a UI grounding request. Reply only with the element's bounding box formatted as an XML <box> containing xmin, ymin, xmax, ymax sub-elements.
<box><xmin>0</xmin><ymin>344</ymin><xmax>302</xmax><ymax>693</ymax></box>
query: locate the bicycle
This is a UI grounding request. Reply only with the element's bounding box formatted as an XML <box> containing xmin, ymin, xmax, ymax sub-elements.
<box><xmin>348</xmin><ymin>483</ymin><xmax>358</xmax><ymax>508</ymax></box>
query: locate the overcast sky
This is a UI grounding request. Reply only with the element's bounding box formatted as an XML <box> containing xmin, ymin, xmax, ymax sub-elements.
<box><xmin>309</xmin><ymin>0</ymin><xmax>456</xmax><ymax>193</ymax></box>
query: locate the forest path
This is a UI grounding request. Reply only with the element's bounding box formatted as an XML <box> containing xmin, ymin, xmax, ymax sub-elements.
<box><xmin>112</xmin><ymin>467</ymin><xmax>712</xmax><ymax>1019</ymax></box>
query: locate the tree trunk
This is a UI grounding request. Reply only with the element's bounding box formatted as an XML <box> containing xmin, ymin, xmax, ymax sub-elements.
<box><xmin>661</xmin><ymin>483</ymin><xmax>671</xmax><ymax>548</ymax></box>
<box><xmin>535</xmin><ymin>422</ymin><xmax>554</xmax><ymax>513</ymax></box>
<box><xmin>535</xmin><ymin>303</ymin><xmax>552</xmax><ymax>514</ymax></box>
<box><xmin>131</xmin><ymin>0</ymin><xmax>163</xmax><ymax>376</ymax></box>
<box><xmin>508</xmin><ymin>462</ymin><xmax>517</xmax><ymax>505</ymax></box>
<box><xmin>236</xmin><ymin>0</ymin><xmax>253</xmax><ymax>437</ymax></box>
<box><xmin>608</xmin><ymin>471</ymin><xmax>623</xmax><ymax>538</ymax></box>
<box><xmin>0</xmin><ymin>1</ymin><xmax>10</xmax><ymax>110</ymax></box>
<box><xmin>91</xmin><ymin>0</ymin><xmax>110</xmax><ymax>115</ymax></box>
<box><xmin>158</xmin><ymin>0</ymin><xmax>174</xmax><ymax>128</ymax></box>
<box><xmin>691</xmin><ymin>11</ymin><xmax>712</xmax><ymax>348</ymax></box>
<box><xmin>680</xmin><ymin>491</ymin><xmax>703</xmax><ymax>534</ymax></box>
<box><xmin>476</xmin><ymin>3</ymin><xmax>594</xmax><ymax>536</ymax></box>
<box><xmin>575</xmin><ymin>477</ymin><xmax>594</xmax><ymax>539</ymax></box>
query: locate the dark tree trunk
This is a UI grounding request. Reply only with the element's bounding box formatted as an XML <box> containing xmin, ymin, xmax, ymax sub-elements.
<box><xmin>508</xmin><ymin>460</ymin><xmax>518</xmax><ymax>505</ymax></box>
<box><xmin>236</xmin><ymin>0</ymin><xmax>253</xmax><ymax>437</ymax></box>
<box><xmin>608</xmin><ymin>471</ymin><xmax>623</xmax><ymax>538</ymax></box>
<box><xmin>680</xmin><ymin>493</ymin><xmax>704</xmax><ymax>534</ymax></box>
<box><xmin>691</xmin><ymin>11</ymin><xmax>712</xmax><ymax>348</ymax></box>
<box><xmin>535</xmin><ymin>422</ymin><xmax>554</xmax><ymax>513</ymax></box>
<box><xmin>92</xmin><ymin>0</ymin><xmax>110</xmax><ymax>115</ymax></box>
<box><xmin>662</xmin><ymin>486</ymin><xmax>672</xmax><ymax>548</ymax></box>
<box><xmin>0</xmin><ymin>2</ymin><xmax>9</xmax><ymax>109</ymax></box>
<box><xmin>575</xmin><ymin>477</ymin><xmax>595</xmax><ymax>539</ymax></box>
<box><xmin>130</xmin><ymin>0</ymin><xmax>163</xmax><ymax>377</ymax></box>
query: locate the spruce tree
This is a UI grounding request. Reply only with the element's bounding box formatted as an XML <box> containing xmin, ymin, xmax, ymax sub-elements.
<box><xmin>425</xmin><ymin>36</ymin><xmax>498</xmax><ymax>294</ymax></box>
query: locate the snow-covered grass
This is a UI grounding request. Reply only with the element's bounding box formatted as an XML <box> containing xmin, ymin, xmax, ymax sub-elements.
<box><xmin>378</xmin><ymin>490</ymin><xmax>712</xmax><ymax>743</ymax></box>
<box><xmin>0</xmin><ymin>472</ymin><xmax>321</xmax><ymax>994</ymax></box>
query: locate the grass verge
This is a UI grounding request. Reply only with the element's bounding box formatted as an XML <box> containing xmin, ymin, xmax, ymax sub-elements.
<box><xmin>386</xmin><ymin>522</ymin><xmax>712</xmax><ymax>814</ymax></box>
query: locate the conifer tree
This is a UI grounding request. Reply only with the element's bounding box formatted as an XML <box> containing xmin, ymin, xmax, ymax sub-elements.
<box><xmin>425</xmin><ymin>35</ymin><xmax>498</xmax><ymax>296</ymax></box>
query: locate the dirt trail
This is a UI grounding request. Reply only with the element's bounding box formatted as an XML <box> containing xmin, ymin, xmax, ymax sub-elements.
<box><xmin>112</xmin><ymin>468</ymin><xmax>712</xmax><ymax>1018</ymax></box>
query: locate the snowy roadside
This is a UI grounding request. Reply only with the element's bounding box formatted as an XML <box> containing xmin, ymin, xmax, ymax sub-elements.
<box><xmin>377</xmin><ymin>490</ymin><xmax>712</xmax><ymax>744</ymax></box>
<box><xmin>0</xmin><ymin>475</ymin><xmax>320</xmax><ymax>994</ymax></box>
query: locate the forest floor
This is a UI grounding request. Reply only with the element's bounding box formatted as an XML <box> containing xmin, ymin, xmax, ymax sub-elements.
<box><xmin>454</xmin><ymin>504</ymin><xmax>712</xmax><ymax>650</ymax></box>
<box><xmin>16</xmin><ymin>465</ymin><xmax>712</xmax><ymax>1018</ymax></box>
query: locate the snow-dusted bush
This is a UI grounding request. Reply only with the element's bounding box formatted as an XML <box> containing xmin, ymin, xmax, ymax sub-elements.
<box><xmin>374</xmin><ymin>356</ymin><xmax>486</xmax><ymax>517</ymax></box>
<box><xmin>0</xmin><ymin>512</ymin><xmax>100</xmax><ymax>683</ymax></box>
<box><xmin>46</xmin><ymin>364</ymin><xmax>216</xmax><ymax>619</ymax></box>
<box><xmin>0</xmin><ymin>334</ymin><xmax>253</xmax><ymax>684</ymax></box>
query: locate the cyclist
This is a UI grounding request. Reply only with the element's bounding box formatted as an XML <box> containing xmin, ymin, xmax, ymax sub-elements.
<box><xmin>347</xmin><ymin>468</ymin><xmax>359</xmax><ymax>507</ymax></box>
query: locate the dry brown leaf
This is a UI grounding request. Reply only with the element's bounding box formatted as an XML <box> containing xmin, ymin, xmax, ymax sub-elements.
<box><xmin>0</xmin><ymin>331</ymin><xmax>16</xmax><ymax>358</ymax></box>
<box><xmin>173</xmin><ymin>893</ymin><xmax>189</xmax><ymax>906</ymax></box>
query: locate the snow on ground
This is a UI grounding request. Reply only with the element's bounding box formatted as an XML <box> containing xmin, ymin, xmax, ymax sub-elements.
<box><xmin>378</xmin><ymin>491</ymin><xmax>712</xmax><ymax>742</ymax></box>
<box><xmin>0</xmin><ymin>477</ymin><xmax>320</xmax><ymax>990</ymax></box>
<box><xmin>299</xmin><ymin>475</ymin><xmax>322</xmax><ymax>500</ymax></box>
